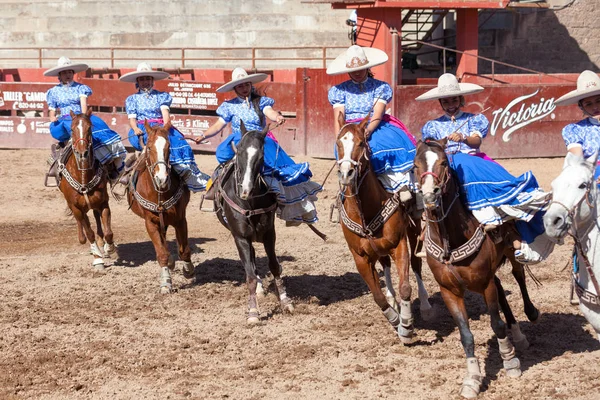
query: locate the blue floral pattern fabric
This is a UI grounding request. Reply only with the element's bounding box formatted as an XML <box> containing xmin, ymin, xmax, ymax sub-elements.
<box><xmin>46</xmin><ymin>82</ymin><xmax>92</xmax><ymax>116</ymax></box>
<box><xmin>125</xmin><ymin>89</ymin><xmax>172</xmax><ymax>120</ymax></box>
<box><xmin>216</xmin><ymin>96</ymin><xmax>274</xmax><ymax>135</ymax></box>
<box><xmin>421</xmin><ymin>111</ymin><xmax>489</xmax><ymax>153</ymax></box>
<box><xmin>328</xmin><ymin>78</ymin><xmax>392</xmax><ymax>121</ymax></box>
<box><xmin>562</xmin><ymin>117</ymin><xmax>600</xmax><ymax>158</ymax></box>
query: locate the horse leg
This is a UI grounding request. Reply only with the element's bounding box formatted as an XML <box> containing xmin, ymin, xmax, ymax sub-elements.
<box><xmin>408</xmin><ymin>225</ymin><xmax>434</xmax><ymax>321</ymax></box>
<box><xmin>263</xmin><ymin>227</ymin><xmax>293</xmax><ymax>313</ymax></box>
<box><xmin>483</xmin><ymin>279</ymin><xmax>522</xmax><ymax>379</ymax></box>
<box><xmin>145</xmin><ymin>218</ymin><xmax>172</xmax><ymax>294</ymax></box>
<box><xmin>495</xmin><ymin>276</ymin><xmax>529</xmax><ymax>351</ymax></box>
<box><xmin>100</xmin><ymin>206</ymin><xmax>116</xmax><ymax>257</ymax></box>
<box><xmin>233</xmin><ymin>236</ymin><xmax>260</xmax><ymax>324</ymax></box>
<box><xmin>393</xmin><ymin>236</ymin><xmax>416</xmax><ymax>344</ymax></box>
<box><xmin>352</xmin><ymin>250</ymin><xmax>403</xmax><ymax>338</ymax></box>
<box><xmin>439</xmin><ymin>286</ymin><xmax>482</xmax><ymax>399</ymax></box>
<box><xmin>175</xmin><ymin>219</ymin><xmax>194</xmax><ymax>279</ymax></box>
<box><xmin>71</xmin><ymin>205</ymin><xmax>104</xmax><ymax>270</ymax></box>
<box><xmin>509</xmin><ymin>255</ymin><xmax>541</xmax><ymax>323</ymax></box>
<box><xmin>379</xmin><ymin>255</ymin><xmax>399</xmax><ymax>313</ymax></box>
<box><xmin>93</xmin><ymin>209</ymin><xmax>105</xmax><ymax>244</ymax></box>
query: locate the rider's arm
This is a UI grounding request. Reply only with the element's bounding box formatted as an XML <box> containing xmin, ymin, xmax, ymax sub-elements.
<box><xmin>203</xmin><ymin>119</ymin><xmax>228</xmax><ymax>140</ymax></box>
<box><xmin>160</xmin><ymin>107</ymin><xmax>170</xmax><ymax>124</ymax></box>
<box><xmin>129</xmin><ymin>117</ymin><xmax>143</xmax><ymax>135</ymax></box>
<box><xmin>80</xmin><ymin>95</ymin><xmax>88</xmax><ymax>114</ymax></box>
<box><xmin>49</xmin><ymin>109</ymin><xmax>57</xmax><ymax>123</ymax></box>
<box><xmin>263</xmin><ymin>107</ymin><xmax>285</xmax><ymax>125</ymax></box>
<box><xmin>365</xmin><ymin>102</ymin><xmax>386</xmax><ymax>137</ymax></box>
<box><xmin>333</xmin><ymin>106</ymin><xmax>345</xmax><ymax>134</ymax></box>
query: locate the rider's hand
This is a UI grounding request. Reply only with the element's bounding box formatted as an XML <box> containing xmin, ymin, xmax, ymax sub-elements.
<box><xmin>134</xmin><ymin>127</ymin><xmax>144</xmax><ymax>136</ymax></box>
<box><xmin>50</xmin><ymin>116</ymin><xmax>58</xmax><ymax>123</ymax></box>
<box><xmin>276</xmin><ymin>114</ymin><xmax>285</xmax><ymax>125</ymax></box>
<box><xmin>448</xmin><ymin>132</ymin><xmax>465</xmax><ymax>142</ymax></box>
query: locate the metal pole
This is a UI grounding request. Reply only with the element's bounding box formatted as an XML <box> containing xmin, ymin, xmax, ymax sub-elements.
<box><xmin>443</xmin><ymin>48</ymin><xmax>446</xmax><ymax>71</ymax></box>
<box><xmin>390</xmin><ymin>27</ymin><xmax>398</xmax><ymax>116</ymax></box>
<box><xmin>252</xmin><ymin>48</ymin><xmax>256</xmax><ymax>70</ymax></box>
<box><xmin>322</xmin><ymin>47</ymin><xmax>326</xmax><ymax>69</ymax></box>
<box><xmin>110</xmin><ymin>48</ymin><xmax>114</xmax><ymax>68</ymax></box>
<box><xmin>39</xmin><ymin>48</ymin><xmax>42</xmax><ymax>68</ymax></box>
<box><xmin>182</xmin><ymin>48</ymin><xmax>185</xmax><ymax>68</ymax></box>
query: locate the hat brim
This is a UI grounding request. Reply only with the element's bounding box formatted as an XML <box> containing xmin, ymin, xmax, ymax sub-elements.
<box><xmin>326</xmin><ymin>48</ymin><xmax>388</xmax><ymax>76</ymax></box>
<box><xmin>119</xmin><ymin>71</ymin><xmax>170</xmax><ymax>83</ymax></box>
<box><xmin>216</xmin><ymin>74</ymin><xmax>269</xmax><ymax>93</ymax></box>
<box><xmin>415</xmin><ymin>83</ymin><xmax>484</xmax><ymax>101</ymax></box>
<box><xmin>554</xmin><ymin>87</ymin><xmax>600</xmax><ymax>106</ymax></box>
<box><xmin>43</xmin><ymin>63</ymin><xmax>89</xmax><ymax>76</ymax></box>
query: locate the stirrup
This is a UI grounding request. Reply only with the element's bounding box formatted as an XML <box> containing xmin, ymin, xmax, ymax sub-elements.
<box><xmin>199</xmin><ymin>194</ymin><xmax>215</xmax><ymax>212</ymax></box>
<box><xmin>44</xmin><ymin>172</ymin><xmax>59</xmax><ymax>187</ymax></box>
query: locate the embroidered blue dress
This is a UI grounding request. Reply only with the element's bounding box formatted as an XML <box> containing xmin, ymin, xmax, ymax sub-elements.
<box><xmin>46</xmin><ymin>82</ymin><xmax>126</xmax><ymax>166</ymax></box>
<box><xmin>562</xmin><ymin>117</ymin><xmax>600</xmax><ymax>184</ymax></box>
<box><xmin>126</xmin><ymin>89</ymin><xmax>208</xmax><ymax>192</ymax></box>
<box><xmin>328</xmin><ymin>77</ymin><xmax>416</xmax><ymax>192</ymax></box>
<box><xmin>214</xmin><ymin>96</ymin><xmax>321</xmax><ymax>224</ymax></box>
<box><xmin>422</xmin><ymin>112</ymin><xmax>553</xmax><ymax>263</ymax></box>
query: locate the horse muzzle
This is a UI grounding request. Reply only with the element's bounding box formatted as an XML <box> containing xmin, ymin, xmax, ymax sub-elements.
<box><xmin>337</xmin><ymin>168</ymin><xmax>356</xmax><ymax>187</ymax></box>
<box><xmin>543</xmin><ymin>209</ymin><xmax>570</xmax><ymax>239</ymax></box>
<box><xmin>422</xmin><ymin>188</ymin><xmax>441</xmax><ymax>210</ymax></box>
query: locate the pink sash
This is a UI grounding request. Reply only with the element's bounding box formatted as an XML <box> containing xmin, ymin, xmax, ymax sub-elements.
<box><xmin>346</xmin><ymin>114</ymin><xmax>416</xmax><ymax>145</ymax></box>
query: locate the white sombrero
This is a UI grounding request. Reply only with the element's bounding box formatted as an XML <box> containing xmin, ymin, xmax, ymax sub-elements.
<box><xmin>415</xmin><ymin>73</ymin><xmax>484</xmax><ymax>101</ymax></box>
<box><xmin>326</xmin><ymin>45</ymin><xmax>388</xmax><ymax>76</ymax></box>
<box><xmin>43</xmin><ymin>56</ymin><xmax>89</xmax><ymax>77</ymax></box>
<box><xmin>216</xmin><ymin>68</ymin><xmax>269</xmax><ymax>93</ymax></box>
<box><xmin>119</xmin><ymin>62</ymin><xmax>170</xmax><ymax>83</ymax></box>
<box><xmin>554</xmin><ymin>70</ymin><xmax>600</xmax><ymax>106</ymax></box>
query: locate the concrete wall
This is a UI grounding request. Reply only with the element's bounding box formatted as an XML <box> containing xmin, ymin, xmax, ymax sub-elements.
<box><xmin>0</xmin><ymin>0</ymin><xmax>351</xmax><ymax>69</ymax></box>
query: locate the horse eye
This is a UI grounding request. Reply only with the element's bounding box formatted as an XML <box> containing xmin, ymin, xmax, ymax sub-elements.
<box><xmin>579</xmin><ymin>182</ymin><xmax>588</xmax><ymax>189</ymax></box>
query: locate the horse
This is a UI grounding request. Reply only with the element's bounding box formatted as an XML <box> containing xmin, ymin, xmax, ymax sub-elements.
<box><xmin>413</xmin><ymin>138</ymin><xmax>540</xmax><ymax>398</ymax></box>
<box><xmin>213</xmin><ymin>121</ymin><xmax>293</xmax><ymax>324</ymax></box>
<box><xmin>334</xmin><ymin>114</ymin><xmax>434</xmax><ymax>344</ymax></box>
<box><xmin>58</xmin><ymin>109</ymin><xmax>115</xmax><ymax>270</ymax></box>
<box><xmin>127</xmin><ymin>121</ymin><xmax>194</xmax><ymax>294</ymax></box>
<box><xmin>544</xmin><ymin>152</ymin><xmax>600</xmax><ymax>341</ymax></box>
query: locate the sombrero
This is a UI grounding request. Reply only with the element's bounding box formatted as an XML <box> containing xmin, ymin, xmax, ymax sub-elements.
<box><xmin>326</xmin><ymin>45</ymin><xmax>388</xmax><ymax>76</ymax></box>
<box><xmin>119</xmin><ymin>62</ymin><xmax>170</xmax><ymax>83</ymax></box>
<box><xmin>216</xmin><ymin>68</ymin><xmax>269</xmax><ymax>93</ymax></box>
<box><xmin>415</xmin><ymin>73</ymin><xmax>484</xmax><ymax>101</ymax></box>
<box><xmin>43</xmin><ymin>56</ymin><xmax>89</xmax><ymax>77</ymax></box>
<box><xmin>554</xmin><ymin>70</ymin><xmax>600</xmax><ymax>106</ymax></box>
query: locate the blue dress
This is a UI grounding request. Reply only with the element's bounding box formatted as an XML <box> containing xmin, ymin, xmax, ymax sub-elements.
<box><xmin>214</xmin><ymin>96</ymin><xmax>321</xmax><ymax>224</ymax></box>
<box><xmin>125</xmin><ymin>89</ymin><xmax>208</xmax><ymax>192</ymax></box>
<box><xmin>46</xmin><ymin>82</ymin><xmax>125</xmax><ymax>165</ymax></box>
<box><xmin>328</xmin><ymin>77</ymin><xmax>416</xmax><ymax>192</ymax></box>
<box><xmin>562</xmin><ymin>117</ymin><xmax>600</xmax><ymax>184</ymax></box>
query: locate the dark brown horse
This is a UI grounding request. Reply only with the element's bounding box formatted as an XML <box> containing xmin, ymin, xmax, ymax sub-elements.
<box><xmin>58</xmin><ymin>109</ymin><xmax>115</xmax><ymax>270</ymax></box>
<box><xmin>335</xmin><ymin>114</ymin><xmax>433</xmax><ymax>344</ymax></box>
<box><xmin>413</xmin><ymin>139</ymin><xmax>539</xmax><ymax>398</ymax></box>
<box><xmin>128</xmin><ymin>121</ymin><xmax>193</xmax><ymax>293</ymax></box>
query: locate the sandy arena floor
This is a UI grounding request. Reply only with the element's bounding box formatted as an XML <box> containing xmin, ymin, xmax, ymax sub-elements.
<box><xmin>0</xmin><ymin>149</ymin><xmax>598</xmax><ymax>400</ymax></box>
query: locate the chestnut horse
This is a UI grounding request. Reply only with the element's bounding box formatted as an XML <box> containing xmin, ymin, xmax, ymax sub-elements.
<box><xmin>413</xmin><ymin>139</ymin><xmax>540</xmax><ymax>398</ymax></box>
<box><xmin>58</xmin><ymin>109</ymin><xmax>115</xmax><ymax>270</ymax></box>
<box><xmin>335</xmin><ymin>114</ymin><xmax>433</xmax><ymax>344</ymax></box>
<box><xmin>128</xmin><ymin>121</ymin><xmax>193</xmax><ymax>293</ymax></box>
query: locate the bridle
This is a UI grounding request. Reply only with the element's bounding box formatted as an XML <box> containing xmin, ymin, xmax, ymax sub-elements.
<box><xmin>144</xmin><ymin>143</ymin><xmax>172</xmax><ymax>194</ymax></box>
<box><xmin>418</xmin><ymin>142</ymin><xmax>457</xmax><ymax>223</ymax></box>
<box><xmin>232</xmin><ymin>134</ymin><xmax>270</xmax><ymax>200</ymax></box>
<box><xmin>336</xmin><ymin>124</ymin><xmax>370</xmax><ymax>197</ymax></box>
<box><xmin>72</xmin><ymin>126</ymin><xmax>93</xmax><ymax>172</ymax></box>
<box><xmin>549</xmin><ymin>179</ymin><xmax>595</xmax><ymax>231</ymax></box>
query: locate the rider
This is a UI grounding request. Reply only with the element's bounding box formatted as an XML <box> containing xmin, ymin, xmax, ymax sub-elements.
<box><xmin>119</xmin><ymin>62</ymin><xmax>209</xmax><ymax>192</ymax></box>
<box><xmin>201</xmin><ymin>67</ymin><xmax>321</xmax><ymax>225</ymax></box>
<box><xmin>415</xmin><ymin>73</ymin><xmax>553</xmax><ymax>264</ymax></box>
<box><xmin>554</xmin><ymin>70</ymin><xmax>600</xmax><ymax>185</ymax></box>
<box><xmin>45</xmin><ymin>56</ymin><xmax>126</xmax><ymax>184</ymax></box>
<box><xmin>326</xmin><ymin>45</ymin><xmax>417</xmax><ymax>203</ymax></box>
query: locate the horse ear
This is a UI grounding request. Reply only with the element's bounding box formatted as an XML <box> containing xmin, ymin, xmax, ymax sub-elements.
<box><xmin>164</xmin><ymin>120</ymin><xmax>172</xmax><ymax>130</ymax></box>
<box><xmin>564</xmin><ymin>151</ymin><xmax>583</xmax><ymax>168</ymax></box>
<box><xmin>337</xmin><ymin>111</ymin><xmax>346</xmax><ymax>133</ymax></box>
<box><xmin>358</xmin><ymin>115</ymin><xmax>369</xmax><ymax>132</ymax></box>
<box><xmin>86</xmin><ymin>108</ymin><xmax>92</xmax><ymax>117</ymax></box>
<box><xmin>438</xmin><ymin>137</ymin><xmax>449</xmax><ymax>149</ymax></box>
<box><xmin>240</xmin><ymin>120</ymin><xmax>247</xmax><ymax>136</ymax></box>
<box><xmin>70</xmin><ymin>110</ymin><xmax>76</xmax><ymax>119</ymax></box>
<box><xmin>585</xmin><ymin>151</ymin><xmax>598</xmax><ymax>168</ymax></box>
<box><xmin>144</xmin><ymin>119</ymin><xmax>151</xmax><ymax>133</ymax></box>
<box><xmin>261</xmin><ymin>123</ymin><xmax>270</xmax><ymax>137</ymax></box>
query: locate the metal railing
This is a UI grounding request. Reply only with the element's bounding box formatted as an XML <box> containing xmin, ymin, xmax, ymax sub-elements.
<box><xmin>0</xmin><ymin>46</ymin><xmax>349</xmax><ymax>69</ymax></box>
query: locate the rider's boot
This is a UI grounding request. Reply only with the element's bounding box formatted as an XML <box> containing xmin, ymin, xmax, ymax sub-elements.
<box><xmin>45</xmin><ymin>142</ymin><xmax>65</xmax><ymax>187</ymax></box>
<box><xmin>204</xmin><ymin>164</ymin><xmax>224</xmax><ymax>201</ymax></box>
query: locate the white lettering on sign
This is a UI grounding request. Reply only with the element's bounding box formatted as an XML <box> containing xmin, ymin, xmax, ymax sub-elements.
<box><xmin>490</xmin><ymin>90</ymin><xmax>555</xmax><ymax>142</ymax></box>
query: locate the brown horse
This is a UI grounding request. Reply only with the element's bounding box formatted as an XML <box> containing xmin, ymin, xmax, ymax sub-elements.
<box><xmin>413</xmin><ymin>139</ymin><xmax>540</xmax><ymax>398</ymax></box>
<box><xmin>128</xmin><ymin>121</ymin><xmax>193</xmax><ymax>293</ymax></box>
<box><xmin>58</xmin><ymin>109</ymin><xmax>115</xmax><ymax>270</ymax></box>
<box><xmin>335</xmin><ymin>114</ymin><xmax>433</xmax><ymax>344</ymax></box>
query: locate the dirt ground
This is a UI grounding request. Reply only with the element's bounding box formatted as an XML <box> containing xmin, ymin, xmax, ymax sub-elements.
<box><xmin>0</xmin><ymin>149</ymin><xmax>598</xmax><ymax>400</ymax></box>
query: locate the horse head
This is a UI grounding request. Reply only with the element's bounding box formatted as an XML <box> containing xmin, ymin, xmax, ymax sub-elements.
<box><xmin>335</xmin><ymin>113</ymin><xmax>369</xmax><ymax>188</ymax></box>
<box><xmin>70</xmin><ymin>109</ymin><xmax>93</xmax><ymax>168</ymax></box>
<box><xmin>235</xmin><ymin>120</ymin><xmax>268</xmax><ymax>200</ymax></box>
<box><xmin>413</xmin><ymin>138</ymin><xmax>451</xmax><ymax>210</ymax></box>
<box><xmin>144</xmin><ymin>120</ymin><xmax>172</xmax><ymax>192</ymax></box>
<box><xmin>544</xmin><ymin>151</ymin><xmax>599</xmax><ymax>239</ymax></box>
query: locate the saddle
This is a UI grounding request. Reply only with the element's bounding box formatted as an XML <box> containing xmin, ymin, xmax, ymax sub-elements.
<box><xmin>44</xmin><ymin>143</ymin><xmax>72</xmax><ymax>187</ymax></box>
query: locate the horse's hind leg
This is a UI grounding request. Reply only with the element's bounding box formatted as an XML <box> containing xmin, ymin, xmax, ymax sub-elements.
<box><xmin>145</xmin><ymin>218</ymin><xmax>172</xmax><ymax>294</ymax></box>
<box><xmin>408</xmin><ymin>225</ymin><xmax>434</xmax><ymax>320</ymax></box>
<box><xmin>483</xmin><ymin>279</ymin><xmax>522</xmax><ymax>379</ymax></box>
<box><xmin>379</xmin><ymin>256</ymin><xmax>399</xmax><ymax>313</ymax></box>
<box><xmin>495</xmin><ymin>276</ymin><xmax>529</xmax><ymax>351</ymax></box>
<box><xmin>393</xmin><ymin>236</ymin><xmax>416</xmax><ymax>344</ymax></box>
<box><xmin>263</xmin><ymin>228</ymin><xmax>293</xmax><ymax>313</ymax></box>
<box><xmin>234</xmin><ymin>236</ymin><xmax>261</xmax><ymax>324</ymax></box>
<box><xmin>100</xmin><ymin>206</ymin><xmax>116</xmax><ymax>257</ymax></box>
<box><xmin>175</xmin><ymin>219</ymin><xmax>194</xmax><ymax>279</ymax></box>
<box><xmin>509</xmin><ymin>255</ymin><xmax>541</xmax><ymax>323</ymax></box>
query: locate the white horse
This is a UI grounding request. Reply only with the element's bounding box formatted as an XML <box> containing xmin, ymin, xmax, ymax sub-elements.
<box><xmin>544</xmin><ymin>152</ymin><xmax>600</xmax><ymax>341</ymax></box>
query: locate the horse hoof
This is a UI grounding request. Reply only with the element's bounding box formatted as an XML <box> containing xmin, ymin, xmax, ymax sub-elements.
<box><xmin>92</xmin><ymin>258</ymin><xmax>105</xmax><ymax>271</ymax></box>
<box><xmin>247</xmin><ymin>308</ymin><xmax>260</xmax><ymax>324</ymax></box>
<box><xmin>283</xmin><ymin>303</ymin><xmax>295</xmax><ymax>314</ymax></box>
<box><xmin>397</xmin><ymin>325</ymin><xmax>416</xmax><ymax>344</ymax></box>
<box><xmin>506</xmin><ymin>367</ymin><xmax>522</xmax><ymax>378</ymax></box>
<box><xmin>182</xmin><ymin>262</ymin><xmax>195</xmax><ymax>279</ymax></box>
<box><xmin>103</xmin><ymin>242</ymin><xmax>116</xmax><ymax>257</ymax></box>
<box><xmin>530</xmin><ymin>310</ymin><xmax>542</xmax><ymax>324</ymax></box>
<box><xmin>460</xmin><ymin>377</ymin><xmax>482</xmax><ymax>399</ymax></box>
<box><xmin>513</xmin><ymin>336</ymin><xmax>529</xmax><ymax>351</ymax></box>
<box><xmin>503</xmin><ymin>357</ymin><xmax>522</xmax><ymax>378</ymax></box>
<box><xmin>167</xmin><ymin>255</ymin><xmax>175</xmax><ymax>270</ymax></box>
<box><xmin>159</xmin><ymin>286</ymin><xmax>172</xmax><ymax>294</ymax></box>
<box><xmin>420</xmin><ymin>306</ymin><xmax>436</xmax><ymax>321</ymax></box>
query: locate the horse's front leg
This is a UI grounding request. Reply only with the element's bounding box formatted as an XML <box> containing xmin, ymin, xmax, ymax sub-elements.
<box><xmin>439</xmin><ymin>286</ymin><xmax>482</xmax><ymax>399</ymax></box>
<box><xmin>262</xmin><ymin>225</ymin><xmax>293</xmax><ymax>314</ymax></box>
<box><xmin>71</xmin><ymin>205</ymin><xmax>104</xmax><ymax>270</ymax></box>
<box><xmin>408</xmin><ymin>222</ymin><xmax>435</xmax><ymax>320</ymax></box>
<box><xmin>174</xmin><ymin>218</ymin><xmax>194</xmax><ymax>279</ymax></box>
<box><xmin>100</xmin><ymin>205</ymin><xmax>116</xmax><ymax>257</ymax></box>
<box><xmin>494</xmin><ymin>276</ymin><xmax>529</xmax><ymax>351</ymax></box>
<box><xmin>379</xmin><ymin>256</ymin><xmax>399</xmax><ymax>313</ymax></box>
<box><xmin>145</xmin><ymin>216</ymin><xmax>172</xmax><ymax>294</ymax></box>
<box><xmin>393</xmin><ymin>235</ymin><xmax>416</xmax><ymax>344</ymax></box>
<box><xmin>508</xmin><ymin>253</ymin><xmax>541</xmax><ymax>323</ymax></box>
<box><xmin>233</xmin><ymin>236</ymin><xmax>260</xmax><ymax>324</ymax></box>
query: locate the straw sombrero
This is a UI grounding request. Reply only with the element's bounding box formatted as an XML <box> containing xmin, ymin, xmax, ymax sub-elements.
<box><xmin>415</xmin><ymin>73</ymin><xmax>484</xmax><ymax>101</ymax></box>
<box><xmin>119</xmin><ymin>62</ymin><xmax>170</xmax><ymax>83</ymax></box>
<box><xmin>43</xmin><ymin>56</ymin><xmax>89</xmax><ymax>77</ymax></box>
<box><xmin>554</xmin><ymin>70</ymin><xmax>600</xmax><ymax>106</ymax></box>
<box><xmin>326</xmin><ymin>45</ymin><xmax>388</xmax><ymax>76</ymax></box>
<box><xmin>216</xmin><ymin>68</ymin><xmax>269</xmax><ymax>93</ymax></box>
